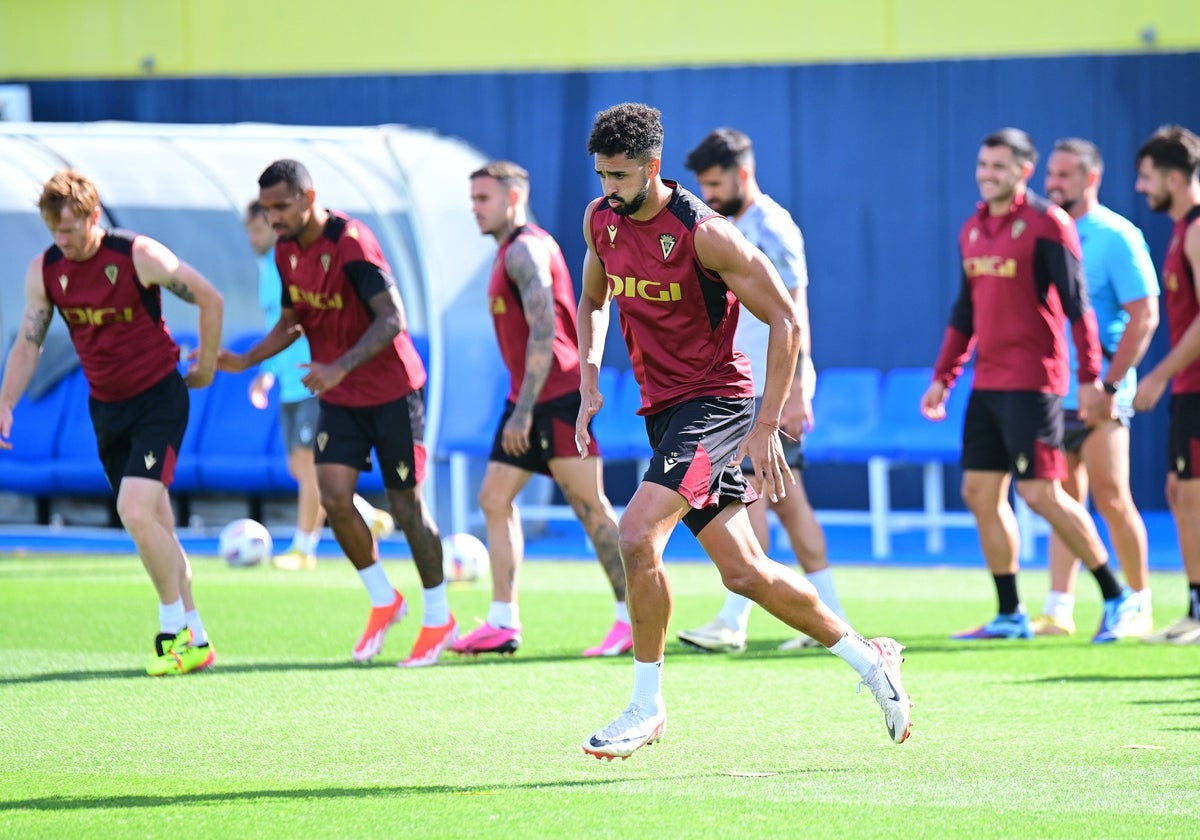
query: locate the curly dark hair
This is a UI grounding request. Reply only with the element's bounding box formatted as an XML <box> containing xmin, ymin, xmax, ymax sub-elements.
<box><xmin>587</xmin><ymin>103</ymin><xmax>664</xmax><ymax>162</ymax></box>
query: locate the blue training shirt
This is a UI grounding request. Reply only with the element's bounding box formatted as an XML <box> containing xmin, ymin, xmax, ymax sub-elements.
<box><xmin>1063</xmin><ymin>205</ymin><xmax>1159</xmax><ymax>410</ymax></box>
<box><xmin>257</xmin><ymin>248</ymin><xmax>314</xmax><ymax>405</ymax></box>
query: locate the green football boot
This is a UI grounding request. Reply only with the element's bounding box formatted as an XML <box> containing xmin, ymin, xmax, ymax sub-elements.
<box><xmin>146</xmin><ymin>628</ymin><xmax>215</xmax><ymax>676</ymax></box>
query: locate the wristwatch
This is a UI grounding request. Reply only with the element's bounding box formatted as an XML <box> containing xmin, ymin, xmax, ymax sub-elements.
<box><xmin>1101</xmin><ymin>381</ymin><xmax>1119</xmax><ymax>395</ymax></box>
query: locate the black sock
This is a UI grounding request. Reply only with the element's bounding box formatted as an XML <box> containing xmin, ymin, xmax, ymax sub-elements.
<box><xmin>1090</xmin><ymin>563</ymin><xmax>1125</xmax><ymax>601</ymax></box>
<box><xmin>993</xmin><ymin>573</ymin><xmax>1021</xmax><ymax>615</ymax></box>
<box><xmin>1189</xmin><ymin>584</ymin><xmax>1200</xmax><ymax>620</ymax></box>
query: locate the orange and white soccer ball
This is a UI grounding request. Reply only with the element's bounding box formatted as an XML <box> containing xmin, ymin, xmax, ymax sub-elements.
<box><xmin>219</xmin><ymin>518</ymin><xmax>273</xmax><ymax>568</ymax></box>
<box><xmin>441</xmin><ymin>533</ymin><xmax>489</xmax><ymax>583</ymax></box>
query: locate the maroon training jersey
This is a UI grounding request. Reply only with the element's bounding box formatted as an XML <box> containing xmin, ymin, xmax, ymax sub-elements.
<box><xmin>934</xmin><ymin>192</ymin><xmax>1101</xmax><ymax>394</ymax></box>
<box><xmin>1162</xmin><ymin>205</ymin><xmax>1200</xmax><ymax>394</ymax></box>
<box><xmin>589</xmin><ymin>181</ymin><xmax>754</xmax><ymax>415</ymax></box>
<box><xmin>275</xmin><ymin>212</ymin><xmax>426</xmax><ymax>407</ymax></box>
<box><xmin>42</xmin><ymin>231</ymin><xmax>179</xmax><ymax>402</ymax></box>
<box><xmin>488</xmin><ymin>224</ymin><xmax>582</xmax><ymax>404</ymax></box>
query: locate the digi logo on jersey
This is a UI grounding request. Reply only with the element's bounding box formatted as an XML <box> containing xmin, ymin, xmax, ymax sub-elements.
<box><xmin>962</xmin><ymin>256</ymin><xmax>1017</xmax><ymax>279</ymax></box>
<box><xmin>607</xmin><ymin>273</ymin><xmax>682</xmax><ymax>302</ymax></box>
<box><xmin>288</xmin><ymin>285</ymin><xmax>344</xmax><ymax>310</ymax></box>
<box><xmin>60</xmin><ymin>306</ymin><xmax>135</xmax><ymax>326</ymax></box>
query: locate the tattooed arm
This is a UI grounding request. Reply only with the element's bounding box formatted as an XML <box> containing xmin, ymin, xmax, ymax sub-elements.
<box><xmin>133</xmin><ymin>235</ymin><xmax>224</xmax><ymax>388</ymax></box>
<box><xmin>500</xmin><ymin>233</ymin><xmax>557</xmax><ymax>456</ymax></box>
<box><xmin>0</xmin><ymin>255</ymin><xmax>54</xmax><ymax>447</ymax></box>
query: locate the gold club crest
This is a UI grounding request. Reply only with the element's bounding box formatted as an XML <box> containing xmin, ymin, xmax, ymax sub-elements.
<box><xmin>1015</xmin><ymin>454</ymin><xmax>1029</xmax><ymax>473</ymax></box>
<box><xmin>289</xmin><ymin>254</ymin><xmax>299</xmax><ymax>271</ymax></box>
<box><xmin>316</xmin><ymin>432</ymin><xmax>329</xmax><ymax>452</ymax></box>
<box><xmin>104</xmin><ymin>264</ymin><xmax>119</xmax><ymax>284</ymax></box>
<box><xmin>1011</xmin><ymin>220</ymin><xmax>1026</xmax><ymax>240</ymax></box>
<box><xmin>321</xmin><ymin>254</ymin><xmax>331</xmax><ymax>272</ymax></box>
<box><xmin>396</xmin><ymin>462</ymin><xmax>410</xmax><ymax>481</ymax></box>
<box><xmin>659</xmin><ymin>233</ymin><xmax>677</xmax><ymax>261</ymax></box>
<box><xmin>59</xmin><ymin>274</ymin><xmax>69</xmax><ymax>292</ymax></box>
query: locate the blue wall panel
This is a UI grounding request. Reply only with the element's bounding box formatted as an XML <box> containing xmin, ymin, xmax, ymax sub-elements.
<box><xmin>22</xmin><ymin>51</ymin><xmax>1200</xmax><ymax>510</ymax></box>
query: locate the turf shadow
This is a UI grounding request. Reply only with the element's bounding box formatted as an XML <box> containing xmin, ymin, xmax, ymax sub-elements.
<box><xmin>0</xmin><ymin>778</ymin><xmax>633</xmax><ymax>812</ymax></box>
<box><xmin>1022</xmin><ymin>673</ymin><xmax>1200</xmax><ymax>684</ymax></box>
<box><xmin>0</xmin><ymin>661</ymin><xmax>379</xmax><ymax>685</ymax></box>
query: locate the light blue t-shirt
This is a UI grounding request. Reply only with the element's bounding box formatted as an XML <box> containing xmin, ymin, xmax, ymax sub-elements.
<box><xmin>257</xmin><ymin>249</ymin><xmax>313</xmax><ymax>405</ymax></box>
<box><xmin>732</xmin><ymin>194</ymin><xmax>809</xmax><ymax>396</ymax></box>
<box><xmin>1064</xmin><ymin>205</ymin><xmax>1159</xmax><ymax>410</ymax></box>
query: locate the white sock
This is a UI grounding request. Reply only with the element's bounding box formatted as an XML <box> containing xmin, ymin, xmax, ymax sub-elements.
<box><xmin>357</xmin><ymin>562</ymin><xmax>396</xmax><ymax>607</ymax></box>
<box><xmin>829</xmin><ymin>632</ymin><xmax>879</xmax><ymax>678</ymax></box>
<box><xmin>422</xmin><ymin>582</ymin><xmax>450</xmax><ymax>627</ymax></box>
<box><xmin>159</xmin><ymin>599</ymin><xmax>186</xmax><ymax>635</ymax></box>
<box><xmin>807</xmin><ymin>567</ymin><xmax>845</xmax><ymax>618</ymax></box>
<box><xmin>630</xmin><ymin>659</ymin><xmax>663</xmax><ymax>714</ymax></box>
<box><xmin>717</xmin><ymin>592</ymin><xmax>753</xmax><ymax>633</ymax></box>
<box><xmin>352</xmin><ymin>494</ymin><xmax>377</xmax><ymax>522</ymax></box>
<box><xmin>185</xmin><ymin>609</ymin><xmax>208</xmax><ymax>646</ymax></box>
<box><xmin>487</xmin><ymin>601</ymin><xmax>519</xmax><ymax>629</ymax></box>
<box><xmin>1042</xmin><ymin>591</ymin><xmax>1075</xmax><ymax>619</ymax></box>
<box><xmin>1137</xmin><ymin>588</ymin><xmax>1152</xmax><ymax>611</ymax></box>
<box><xmin>615</xmin><ymin>601</ymin><xmax>630</xmax><ymax>625</ymax></box>
<box><xmin>291</xmin><ymin>530</ymin><xmax>319</xmax><ymax>555</ymax></box>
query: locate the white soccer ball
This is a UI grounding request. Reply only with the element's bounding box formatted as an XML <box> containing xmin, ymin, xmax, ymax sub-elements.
<box><xmin>219</xmin><ymin>518</ymin><xmax>273</xmax><ymax>568</ymax></box>
<box><xmin>441</xmin><ymin>532</ymin><xmax>489</xmax><ymax>583</ymax></box>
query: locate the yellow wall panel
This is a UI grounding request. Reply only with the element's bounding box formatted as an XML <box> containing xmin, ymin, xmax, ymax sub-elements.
<box><xmin>1</xmin><ymin>0</ymin><xmax>1197</xmax><ymax>79</ymax></box>
<box><xmin>896</xmin><ymin>0</ymin><xmax>1200</xmax><ymax>58</ymax></box>
<box><xmin>0</xmin><ymin>0</ymin><xmax>186</xmax><ymax>77</ymax></box>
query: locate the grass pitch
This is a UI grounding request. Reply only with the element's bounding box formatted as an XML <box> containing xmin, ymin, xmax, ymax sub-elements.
<box><xmin>0</xmin><ymin>553</ymin><xmax>1197</xmax><ymax>839</ymax></box>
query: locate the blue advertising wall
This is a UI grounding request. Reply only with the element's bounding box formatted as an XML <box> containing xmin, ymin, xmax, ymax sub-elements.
<box><xmin>18</xmin><ymin>51</ymin><xmax>1200</xmax><ymax>509</ymax></box>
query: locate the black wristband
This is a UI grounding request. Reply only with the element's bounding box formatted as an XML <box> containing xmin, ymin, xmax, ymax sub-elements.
<box><xmin>1101</xmin><ymin>381</ymin><xmax>1119</xmax><ymax>395</ymax></box>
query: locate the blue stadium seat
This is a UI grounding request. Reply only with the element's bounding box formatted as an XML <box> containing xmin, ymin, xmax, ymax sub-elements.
<box><xmin>173</xmin><ymin>380</ymin><xmax>211</xmax><ymax>495</ymax></box>
<box><xmin>591</xmin><ymin>367</ymin><xmax>630</xmax><ymax>459</ymax></box>
<box><xmin>849</xmin><ymin>367</ymin><xmax>977</xmax><ymax>558</ymax></box>
<box><xmin>0</xmin><ymin>366</ymin><xmax>70</xmax><ymax>497</ymax></box>
<box><xmin>50</xmin><ymin>369</ymin><xmax>112</xmax><ymax>495</ymax></box>
<box><xmin>597</xmin><ymin>367</ymin><xmax>652</xmax><ymax>468</ymax></box>
<box><xmin>802</xmin><ymin>367</ymin><xmax>884</xmax><ymax>463</ymax></box>
<box><xmin>194</xmin><ymin>367</ymin><xmax>280</xmax><ymax>495</ymax></box>
<box><xmin>437</xmin><ymin>347</ymin><xmax>508</xmax><ymax>534</ymax></box>
<box><xmin>877</xmin><ymin>367</ymin><xmax>973</xmax><ymax>462</ymax></box>
<box><xmin>265</xmin><ymin>392</ymin><xmax>294</xmax><ymax>492</ymax></box>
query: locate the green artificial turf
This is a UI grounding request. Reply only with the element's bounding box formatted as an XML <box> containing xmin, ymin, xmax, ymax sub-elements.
<box><xmin>0</xmin><ymin>554</ymin><xmax>1197</xmax><ymax>839</ymax></box>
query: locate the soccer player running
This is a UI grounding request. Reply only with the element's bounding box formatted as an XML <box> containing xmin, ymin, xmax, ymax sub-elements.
<box><xmin>921</xmin><ymin>128</ymin><xmax>1137</xmax><ymax>642</ymax></box>
<box><xmin>242</xmin><ymin>201</ymin><xmax>395</xmax><ymax>572</ymax></box>
<box><xmin>218</xmin><ymin>160</ymin><xmax>455</xmax><ymax>667</ymax></box>
<box><xmin>576</xmin><ymin>103</ymin><xmax>912</xmax><ymax>760</ymax></box>
<box><xmin>1131</xmin><ymin>124</ymin><xmax>1200</xmax><ymax>644</ymax></box>
<box><xmin>677</xmin><ymin>128</ymin><xmax>847</xmax><ymax>654</ymax></box>
<box><xmin>1032</xmin><ymin>139</ymin><xmax>1160</xmax><ymax>639</ymax></box>
<box><xmin>0</xmin><ymin>169</ymin><xmax>223</xmax><ymax>676</ymax></box>
<box><xmin>452</xmin><ymin>161</ymin><xmax>631</xmax><ymax>658</ymax></box>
